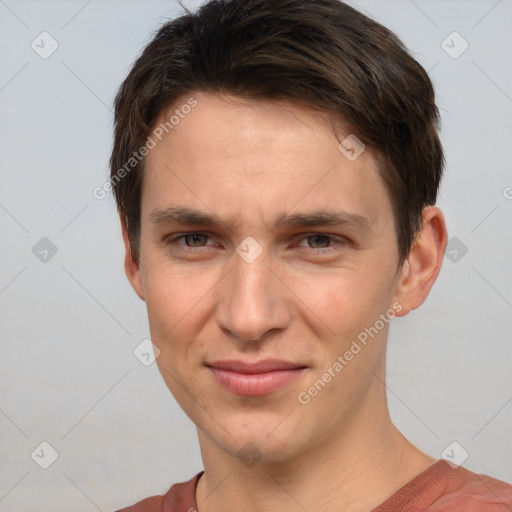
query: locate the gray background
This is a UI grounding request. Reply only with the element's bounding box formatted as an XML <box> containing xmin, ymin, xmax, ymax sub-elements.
<box><xmin>1</xmin><ymin>0</ymin><xmax>511</xmax><ymax>510</ymax></box>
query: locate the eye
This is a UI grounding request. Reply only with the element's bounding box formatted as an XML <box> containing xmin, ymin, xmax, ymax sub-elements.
<box><xmin>178</xmin><ymin>233</ymin><xmax>210</xmax><ymax>247</ymax></box>
<box><xmin>296</xmin><ymin>234</ymin><xmax>343</xmax><ymax>251</ymax></box>
<box><xmin>164</xmin><ymin>232</ymin><xmax>346</xmax><ymax>256</ymax></box>
<box><xmin>165</xmin><ymin>232</ymin><xmax>217</xmax><ymax>253</ymax></box>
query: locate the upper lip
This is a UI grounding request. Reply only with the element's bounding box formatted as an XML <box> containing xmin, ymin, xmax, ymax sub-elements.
<box><xmin>206</xmin><ymin>359</ymin><xmax>307</xmax><ymax>374</ymax></box>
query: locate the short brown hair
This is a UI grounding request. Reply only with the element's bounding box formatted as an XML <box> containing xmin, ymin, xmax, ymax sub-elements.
<box><xmin>110</xmin><ymin>0</ymin><xmax>444</xmax><ymax>265</ymax></box>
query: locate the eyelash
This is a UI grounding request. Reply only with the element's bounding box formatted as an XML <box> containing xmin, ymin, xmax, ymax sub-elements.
<box><xmin>164</xmin><ymin>232</ymin><xmax>345</xmax><ymax>255</ymax></box>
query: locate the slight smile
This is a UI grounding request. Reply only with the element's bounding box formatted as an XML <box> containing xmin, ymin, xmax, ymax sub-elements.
<box><xmin>206</xmin><ymin>359</ymin><xmax>308</xmax><ymax>397</ymax></box>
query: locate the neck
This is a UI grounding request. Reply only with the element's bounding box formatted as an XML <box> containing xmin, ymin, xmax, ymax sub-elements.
<box><xmin>195</xmin><ymin>378</ymin><xmax>435</xmax><ymax>512</ymax></box>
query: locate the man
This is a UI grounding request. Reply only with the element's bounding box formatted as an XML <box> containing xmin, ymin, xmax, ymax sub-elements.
<box><xmin>110</xmin><ymin>0</ymin><xmax>512</xmax><ymax>510</ymax></box>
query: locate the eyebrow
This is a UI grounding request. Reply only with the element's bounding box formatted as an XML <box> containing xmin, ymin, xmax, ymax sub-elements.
<box><xmin>149</xmin><ymin>205</ymin><xmax>372</xmax><ymax>234</ymax></box>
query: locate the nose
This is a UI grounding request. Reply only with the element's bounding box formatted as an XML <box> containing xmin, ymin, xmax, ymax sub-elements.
<box><xmin>216</xmin><ymin>250</ymin><xmax>291</xmax><ymax>342</ymax></box>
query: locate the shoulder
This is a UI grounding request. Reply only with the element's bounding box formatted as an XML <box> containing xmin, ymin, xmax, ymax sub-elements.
<box><xmin>429</xmin><ymin>462</ymin><xmax>512</xmax><ymax>511</ymax></box>
<box><xmin>374</xmin><ymin>460</ymin><xmax>512</xmax><ymax>512</ymax></box>
<box><xmin>113</xmin><ymin>471</ymin><xmax>203</xmax><ymax>512</ymax></box>
<box><xmin>115</xmin><ymin>495</ymin><xmax>164</xmax><ymax>512</ymax></box>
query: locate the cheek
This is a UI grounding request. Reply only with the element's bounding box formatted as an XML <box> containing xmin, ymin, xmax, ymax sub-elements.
<box><xmin>290</xmin><ymin>264</ymin><xmax>394</xmax><ymax>342</ymax></box>
<box><xmin>141</xmin><ymin>270</ymin><xmax>190</xmax><ymax>365</ymax></box>
<box><xmin>142</xmin><ymin>259</ymin><xmax>203</xmax><ymax>328</ymax></box>
<box><xmin>142</xmin><ymin>262</ymin><xmax>217</xmax><ymax>368</ymax></box>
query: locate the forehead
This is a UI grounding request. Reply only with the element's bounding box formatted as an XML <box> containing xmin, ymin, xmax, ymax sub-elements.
<box><xmin>154</xmin><ymin>92</ymin><xmax>357</xmax><ymax>161</ymax></box>
<box><xmin>141</xmin><ymin>92</ymin><xmax>392</xmax><ymax>233</ymax></box>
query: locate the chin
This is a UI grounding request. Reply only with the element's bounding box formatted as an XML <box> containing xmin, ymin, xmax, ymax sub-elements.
<box><xmin>215</xmin><ymin>422</ymin><xmax>312</xmax><ymax>467</ymax></box>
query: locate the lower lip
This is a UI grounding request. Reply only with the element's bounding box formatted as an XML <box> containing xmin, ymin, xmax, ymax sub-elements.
<box><xmin>208</xmin><ymin>367</ymin><xmax>306</xmax><ymax>396</ymax></box>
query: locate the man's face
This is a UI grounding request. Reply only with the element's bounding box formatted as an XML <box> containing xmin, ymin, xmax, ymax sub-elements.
<box><xmin>128</xmin><ymin>92</ymin><xmax>408</xmax><ymax>464</ymax></box>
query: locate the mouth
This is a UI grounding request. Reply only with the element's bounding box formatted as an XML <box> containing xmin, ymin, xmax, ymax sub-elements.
<box><xmin>205</xmin><ymin>359</ymin><xmax>308</xmax><ymax>396</ymax></box>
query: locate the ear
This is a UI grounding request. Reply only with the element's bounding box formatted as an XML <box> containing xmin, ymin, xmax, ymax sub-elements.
<box><xmin>393</xmin><ymin>206</ymin><xmax>448</xmax><ymax>316</ymax></box>
<box><xmin>121</xmin><ymin>219</ymin><xmax>145</xmax><ymax>301</ymax></box>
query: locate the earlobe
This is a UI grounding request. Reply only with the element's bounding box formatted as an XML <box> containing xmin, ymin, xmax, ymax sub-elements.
<box><xmin>121</xmin><ymin>220</ymin><xmax>145</xmax><ymax>301</ymax></box>
<box><xmin>393</xmin><ymin>206</ymin><xmax>448</xmax><ymax>317</ymax></box>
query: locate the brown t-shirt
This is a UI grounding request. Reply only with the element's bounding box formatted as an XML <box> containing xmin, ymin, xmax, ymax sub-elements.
<box><xmin>116</xmin><ymin>460</ymin><xmax>512</xmax><ymax>512</ymax></box>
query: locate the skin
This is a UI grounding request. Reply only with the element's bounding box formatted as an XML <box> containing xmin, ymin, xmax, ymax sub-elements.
<box><xmin>122</xmin><ymin>92</ymin><xmax>448</xmax><ymax>512</ymax></box>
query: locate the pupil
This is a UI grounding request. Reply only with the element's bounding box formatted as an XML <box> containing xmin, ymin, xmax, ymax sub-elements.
<box><xmin>311</xmin><ymin>235</ymin><xmax>328</xmax><ymax>248</ymax></box>
<box><xmin>187</xmin><ymin>234</ymin><xmax>204</xmax><ymax>247</ymax></box>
